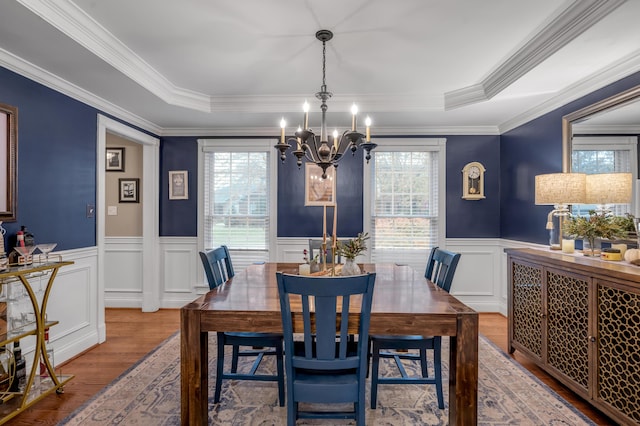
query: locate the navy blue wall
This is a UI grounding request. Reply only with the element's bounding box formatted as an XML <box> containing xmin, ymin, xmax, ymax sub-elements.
<box><xmin>159</xmin><ymin>135</ymin><xmax>503</xmax><ymax>239</ymax></box>
<box><xmin>159</xmin><ymin>137</ymin><xmax>198</xmax><ymax>236</ymax></box>
<box><xmin>501</xmin><ymin>70</ymin><xmax>640</xmax><ymax>244</ymax></box>
<box><xmin>0</xmin><ymin>66</ymin><xmax>98</xmax><ymax>250</ymax></box>
<box><xmin>446</xmin><ymin>135</ymin><xmax>501</xmax><ymax>238</ymax></box>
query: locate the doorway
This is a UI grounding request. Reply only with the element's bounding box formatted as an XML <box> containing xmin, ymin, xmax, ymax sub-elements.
<box><xmin>96</xmin><ymin>115</ymin><xmax>160</xmax><ymax>340</ymax></box>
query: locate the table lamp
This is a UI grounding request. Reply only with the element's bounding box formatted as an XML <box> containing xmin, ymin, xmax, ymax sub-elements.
<box><xmin>585</xmin><ymin>172</ymin><xmax>632</xmax><ymax>214</ymax></box>
<box><xmin>535</xmin><ymin>173</ymin><xmax>586</xmax><ymax>250</ymax></box>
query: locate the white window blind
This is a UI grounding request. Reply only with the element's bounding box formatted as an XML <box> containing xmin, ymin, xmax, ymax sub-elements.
<box><xmin>202</xmin><ymin>146</ymin><xmax>272</xmax><ymax>270</ymax></box>
<box><xmin>572</xmin><ymin>136</ymin><xmax>637</xmax><ymax>216</ymax></box>
<box><xmin>367</xmin><ymin>145</ymin><xmax>443</xmax><ymax>271</ymax></box>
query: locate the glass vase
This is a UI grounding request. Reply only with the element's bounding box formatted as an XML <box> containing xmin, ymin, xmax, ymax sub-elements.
<box><xmin>582</xmin><ymin>238</ymin><xmax>601</xmax><ymax>257</ymax></box>
<box><xmin>341</xmin><ymin>258</ymin><xmax>361</xmax><ymax>276</ymax></box>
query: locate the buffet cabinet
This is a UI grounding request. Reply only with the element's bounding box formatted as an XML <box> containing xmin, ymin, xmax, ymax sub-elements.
<box><xmin>506</xmin><ymin>248</ymin><xmax>640</xmax><ymax>425</ymax></box>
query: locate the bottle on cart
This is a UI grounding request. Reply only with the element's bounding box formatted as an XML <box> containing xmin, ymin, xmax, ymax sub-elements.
<box><xmin>21</xmin><ymin>226</ymin><xmax>35</xmax><ymax>247</ymax></box>
<box><xmin>40</xmin><ymin>327</ymin><xmax>54</xmax><ymax>379</ymax></box>
<box><xmin>10</xmin><ymin>340</ymin><xmax>26</xmax><ymax>393</ymax></box>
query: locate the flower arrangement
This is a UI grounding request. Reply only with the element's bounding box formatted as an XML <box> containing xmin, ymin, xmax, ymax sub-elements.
<box><xmin>564</xmin><ymin>211</ymin><xmax>626</xmax><ymax>255</ymax></box>
<box><xmin>336</xmin><ymin>232</ymin><xmax>370</xmax><ymax>261</ymax></box>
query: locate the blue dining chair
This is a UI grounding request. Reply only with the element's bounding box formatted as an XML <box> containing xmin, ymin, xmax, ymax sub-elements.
<box><xmin>199</xmin><ymin>246</ymin><xmax>285</xmax><ymax>406</ymax></box>
<box><xmin>276</xmin><ymin>272</ymin><xmax>376</xmax><ymax>426</ymax></box>
<box><xmin>369</xmin><ymin>247</ymin><xmax>461</xmax><ymax>409</ymax></box>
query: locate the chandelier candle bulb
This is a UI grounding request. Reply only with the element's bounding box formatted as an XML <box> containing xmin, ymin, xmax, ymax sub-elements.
<box><xmin>351</xmin><ymin>104</ymin><xmax>358</xmax><ymax>131</ymax></box>
<box><xmin>365</xmin><ymin>116</ymin><xmax>372</xmax><ymax>141</ymax></box>
<box><xmin>280</xmin><ymin>118</ymin><xmax>286</xmax><ymax>144</ymax></box>
<box><xmin>303</xmin><ymin>101</ymin><xmax>309</xmax><ymax>129</ymax></box>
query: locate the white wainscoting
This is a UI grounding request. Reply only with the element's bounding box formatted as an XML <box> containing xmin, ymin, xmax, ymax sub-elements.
<box><xmin>104</xmin><ymin>237</ymin><xmax>144</xmax><ymax>307</ymax></box>
<box><xmin>19</xmin><ymin>246</ymin><xmax>101</xmax><ymax>370</ymax></box>
<box><xmin>158</xmin><ymin>237</ymin><xmax>543</xmax><ymax>315</ymax></box>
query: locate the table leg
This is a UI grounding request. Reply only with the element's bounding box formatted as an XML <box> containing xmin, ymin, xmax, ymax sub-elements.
<box><xmin>448</xmin><ymin>313</ymin><xmax>478</xmax><ymax>425</ymax></box>
<box><xmin>181</xmin><ymin>307</ymin><xmax>208</xmax><ymax>425</ymax></box>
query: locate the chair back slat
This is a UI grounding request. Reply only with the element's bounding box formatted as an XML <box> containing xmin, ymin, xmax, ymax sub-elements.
<box><xmin>425</xmin><ymin>247</ymin><xmax>461</xmax><ymax>292</ymax></box>
<box><xmin>276</xmin><ymin>273</ymin><xmax>376</xmax><ymax>372</ymax></box>
<box><xmin>199</xmin><ymin>245</ymin><xmax>235</xmax><ymax>289</ymax></box>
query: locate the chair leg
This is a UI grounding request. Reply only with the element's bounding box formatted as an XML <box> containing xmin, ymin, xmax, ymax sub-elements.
<box><xmin>370</xmin><ymin>341</ymin><xmax>380</xmax><ymax>409</ymax></box>
<box><xmin>287</xmin><ymin>401</ymin><xmax>297</xmax><ymax>426</ymax></box>
<box><xmin>434</xmin><ymin>337</ymin><xmax>444</xmax><ymax>409</ymax></box>
<box><xmin>420</xmin><ymin>348</ymin><xmax>428</xmax><ymax>377</ymax></box>
<box><xmin>231</xmin><ymin>344</ymin><xmax>240</xmax><ymax>373</ymax></box>
<box><xmin>275</xmin><ymin>342</ymin><xmax>285</xmax><ymax>407</ymax></box>
<box><xmin>214</xmin><ymin>333</ymin><xmax>225</xmax><ymax>403</ymax></box>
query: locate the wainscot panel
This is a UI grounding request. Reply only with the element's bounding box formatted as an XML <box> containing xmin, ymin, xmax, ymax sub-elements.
<box><xmin>104</xmin><ymin>237</ymin><xmax>143</xmax><ymax>307</ymax></box>
<box><xmin>19</xmin><ymin>247</ymin><xmax>101</xmax><ymax>370</ymax></box>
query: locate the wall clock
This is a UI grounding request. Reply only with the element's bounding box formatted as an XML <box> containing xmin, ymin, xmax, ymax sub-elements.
<box><xmin>462</xmin><ymin>161</ymin><xmax>486</xmax><ymax>200</ymax></box>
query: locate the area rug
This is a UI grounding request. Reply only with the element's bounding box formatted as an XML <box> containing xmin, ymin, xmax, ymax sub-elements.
<box><xmin>59</xmin><ymin>333</ymin><xmax>596</xmax><ymax>425</ymax></box>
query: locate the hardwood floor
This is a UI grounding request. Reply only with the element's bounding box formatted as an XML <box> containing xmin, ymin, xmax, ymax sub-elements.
<box><xmin>9</xmin><ymin>310</ymin><xmax>614</xmax><ymax>425</ymax></box>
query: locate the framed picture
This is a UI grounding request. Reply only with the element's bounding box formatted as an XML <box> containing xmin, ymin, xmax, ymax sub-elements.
<box><xmin>106</xmin><ymin>147</ymin><xmax>125</xmax><ymax>172</ymax></box>
<box><xmin>119</xmin><ymin>178</ymin><xmax>139</xmax><ymax>203</ymax></box>
<box><xmin>305</xmin><ymin>163</ymin><xmax>336</xmax><ymax>206</ymax></box>
<box><xmin>0</xmin><ymin>102</ymin><xmax>17</xmax><ymax>221</ymax></box>
<box><xmin>169</xmin><ymin>170</ymin><xmax>188</xmax><ymax>200</ymax></box>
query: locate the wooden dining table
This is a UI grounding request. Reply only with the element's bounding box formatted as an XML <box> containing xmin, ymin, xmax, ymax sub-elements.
<box><xmin>180</xmin><ymin>262</ymin><xmax>478</xmax><ymax>425</ymax></box>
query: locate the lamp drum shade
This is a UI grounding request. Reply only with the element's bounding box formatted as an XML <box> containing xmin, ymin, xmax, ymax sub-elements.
<box><xmin>535</xmin><ymin>173</ymin><xmax>586</xmax><ymax>205</ymax></box>
<box><xmin>585</xmin><ymin>173</ymin><xmax>632</xmax><ymax>205</ymax></box>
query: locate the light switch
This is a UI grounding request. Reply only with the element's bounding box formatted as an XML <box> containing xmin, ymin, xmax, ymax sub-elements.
<box><xmin>107</xmin><ymin>205</ymin><xmax>118</xmax><ymax>216</ymax></box>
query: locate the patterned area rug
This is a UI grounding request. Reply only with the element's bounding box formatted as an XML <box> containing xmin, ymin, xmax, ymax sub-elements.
<box><xmin>60</xmin><ymin>333</ymin><xmax>595</xmax><ymax>425</ymax></box>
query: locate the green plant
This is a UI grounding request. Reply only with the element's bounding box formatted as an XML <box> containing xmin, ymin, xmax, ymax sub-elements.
<box><xmin>336</xmin><ymin>232</ymin><xmax>369</xmax><ymax>260</ymax></box>
<box><xmin>611</xmin><ymin>213</ymin><xmax>636</xmax><ymax>235</ymax></box>
<box><xmin>564</xmin><ymin>211</ymin><xmax>626</xmax><ymax>254</ymax></box>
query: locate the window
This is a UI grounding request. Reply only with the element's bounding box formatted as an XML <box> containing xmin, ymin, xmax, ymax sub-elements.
<box><xmin>572</xmin><ymin>136</ymin><xmax>637</xmax><ymax>216</ymax></box>
<box><xmin>364</xmin><ymin>139</ymin><xmax>446</xmax><ymax>271</ymax></box>
<box><xmin>199</xmin><ymin>139</ymin><xmax>276</xmax><ymax>272</ymax></box>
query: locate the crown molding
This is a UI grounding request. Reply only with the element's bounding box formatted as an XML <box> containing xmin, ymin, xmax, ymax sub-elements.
<box><xmin>498</xmin><ymin>49</ymin><xmax>640</xmax><ymax>134</ymax></box>
<box><xmin>210</xmin><ymin>93</ymin><xmax>442</xmax><ymax>113</ymax></box>
<box><xmin>17</xmin><ymin>0</ymin><xmax>211</xmax><ymax>113</ymax></box>
<box><xmin>0</xmin><ymin>47</ymin><xmax>162</xmax><ymax>135</ymax></box>
<box><xmin>159</xmin><ymin>125</ymin><xmax>500</xmax><ymax>137</ymax></box>
<box><xmin>444</xmin><ymin>0</ymin><xmax>627</xmax><ymax>110</ymax></box>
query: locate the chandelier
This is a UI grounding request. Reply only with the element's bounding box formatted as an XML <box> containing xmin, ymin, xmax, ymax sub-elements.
<box><xmin>274</xmin><ymin>30</ymin><xmax>377</xmax><ymax>179</ymax></box>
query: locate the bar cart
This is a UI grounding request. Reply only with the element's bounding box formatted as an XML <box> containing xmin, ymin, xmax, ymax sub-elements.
<box><xmin>0</xmin><ymin>255</ymin><xmax>74</xmax><ymax>424</ymax></box>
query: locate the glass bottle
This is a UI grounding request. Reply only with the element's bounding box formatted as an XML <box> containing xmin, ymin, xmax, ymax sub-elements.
<box><xmin>10</xmin><ymin>340</ymin><xmax>26</xmax><ymax>393</ymax></box>
<box><xmin>40</xmin><ymin>327</ymin><xmax>54</xmax><ymax>379</ymax></box>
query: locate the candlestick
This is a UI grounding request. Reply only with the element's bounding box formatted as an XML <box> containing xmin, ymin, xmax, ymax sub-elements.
<box><xmin>333</xmin><ymin>129</ymin><xmax>339</xmax><ymax>150</ymax></box>
<box><xmin>296</xmin><ymin>126</ymin><xmax>302</xmax><ymax>150</ymax></box>
<box><xmin>323</xmin><ymin>205</ymin><xmax>327</xmax><ymax>240</ymax></box>
<box><xmin>333</xmin><ymin>203</ymin><xmax>338</xmax><ymax>242</ymax></box>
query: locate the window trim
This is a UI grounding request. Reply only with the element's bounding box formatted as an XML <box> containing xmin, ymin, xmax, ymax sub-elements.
<box><xmin>362</xmin><ymin>138</ymin><xmax>447</xmax><ymax>263</ymax></box>
<box><xmin>197</xmin><ymin>138</ymin><xmax>278</xmax><ymax>265</ymax></box>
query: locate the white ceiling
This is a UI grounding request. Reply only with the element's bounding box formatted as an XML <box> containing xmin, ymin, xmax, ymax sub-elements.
<box><xmin>1</xmin><ymin>0</ymin><xmax>640</xmax><ymax>136</ymax></box>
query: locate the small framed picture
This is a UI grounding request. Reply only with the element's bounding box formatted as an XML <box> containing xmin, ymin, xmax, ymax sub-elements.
<box><xmin>106</xmin><ymin>147</ymin><xmax>125</xmax><ymax>172</ymax></box>
<box><xmin>305</xmin><ymin>163</ymin><xmax>336</xmax><ymax>206</ymax></box>
<box><xmin>169</xmin><ymin>170</ymin><xmax>188</xmax><ymax>200</ymax></box>
<box><xmin>119</xmin><ymin>178</ymin><xmax>139</xmax><ymax>203</ymax></box>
